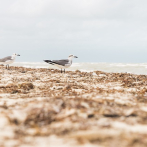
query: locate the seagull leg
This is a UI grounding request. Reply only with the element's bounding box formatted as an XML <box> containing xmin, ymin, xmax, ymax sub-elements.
<box><xmin>64</xmin><ymin>69</ymin><xmax>65</xmax><ymax>73</ymax></box>
<box><xmin>61</xmin><ymin>69</ymin><xmax>62</xmax><ymax>73</ymax></box>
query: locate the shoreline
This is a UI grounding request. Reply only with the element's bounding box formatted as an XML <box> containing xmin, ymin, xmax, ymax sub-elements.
<box><xmin>0</xmin><ymin>66</ymin><xmax>147</xmax><ymax>147</ymax></box>
<box><xmin>6</xmin><ymin>62</ymin><xmax>147</xmax><ymax>75</ymax></box>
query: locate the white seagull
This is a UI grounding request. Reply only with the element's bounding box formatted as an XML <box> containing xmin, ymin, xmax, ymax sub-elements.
<box><xmin>44</xmin><ymin>55</ymin><xmax>78</xmax><ymax>73</ymax></box>
<box><xmin>0</xmin><ymin>53</ymin><xmax>20</xmax><ymax>69</ymax></box>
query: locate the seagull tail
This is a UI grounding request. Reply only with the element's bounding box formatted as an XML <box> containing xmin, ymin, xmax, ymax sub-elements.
<box><xmin>44</xmin><ymin>60</ymin><xmax>54</xmax><ymax>65</ymax></box>
<box><xmin>44</xmin><ymin>60</ymin><xmax>52</xmax><ymax>63</ymax></box>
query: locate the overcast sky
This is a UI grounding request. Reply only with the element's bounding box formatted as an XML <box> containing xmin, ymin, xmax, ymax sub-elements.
<box><xmin>0</xmin><ymin>0</ymin><xmax>147</xmax><ymax>62</ymax></box>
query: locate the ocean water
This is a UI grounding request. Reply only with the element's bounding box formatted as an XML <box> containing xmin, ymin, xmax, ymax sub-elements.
<box><xmin>11</xmin><ymin>62</ymin><xmax>147</xmax><ymax>75</ymax></box>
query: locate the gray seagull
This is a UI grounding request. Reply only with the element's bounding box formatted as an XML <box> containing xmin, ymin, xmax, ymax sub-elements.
<box><xmin>44</xmin><ymin>55</ymin><xmax>78</xmax><ymax>73</ymax></box>
<box><xmin>0</xmin><ymin>53</ymin><xmax>20</xmax><ymax>69</ymax></box>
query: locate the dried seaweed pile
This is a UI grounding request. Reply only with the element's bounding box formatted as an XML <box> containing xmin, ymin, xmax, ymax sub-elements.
<box><xmin>0</xmin><ymin>66</ymin><xmax>147</xmax><ymax>147</ymax></box>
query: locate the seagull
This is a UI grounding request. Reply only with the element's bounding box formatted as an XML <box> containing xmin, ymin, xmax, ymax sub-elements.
<box><xmin>44</xmin><ymin>55</ymin><xmax>78</xmax><ymax>73</ymax></box>
<box><xmin>0</xmin><ymin>53</ymin><xmax>20</xmax><ymax>69</ymax></box>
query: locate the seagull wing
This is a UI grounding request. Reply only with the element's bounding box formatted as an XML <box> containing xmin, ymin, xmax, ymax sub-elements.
<box><xmin>44</xmin><ymin>59</ymin><xmax>69</xmax><ymax>66</ymax></box>
<box><xmin>52</xmin><ymin>59</ymin><xmax>69</xmax><ymax>66</ymax></box>
<box><xmin>0</xmin><ymin>56</ymin><xmax>12</xmax><ymax>62</ymax></box>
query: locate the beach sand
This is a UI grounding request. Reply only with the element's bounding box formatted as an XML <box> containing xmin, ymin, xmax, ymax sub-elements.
<box><xmin>0</xmin><ymin>66</ymin><xmax>147</xmax><ymax>147</ymax></box>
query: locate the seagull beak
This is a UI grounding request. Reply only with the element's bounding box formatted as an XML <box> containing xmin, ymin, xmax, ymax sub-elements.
<box><xmin>74</xmin><ymin>56</ymin><xmax>78</xmax><ymax>58</ymax></box>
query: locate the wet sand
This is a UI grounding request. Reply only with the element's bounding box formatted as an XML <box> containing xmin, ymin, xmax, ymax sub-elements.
<box><xmin>0</xmin><ymin>66</ymin><xmax>147</xmax><ymax>147</ymax></box>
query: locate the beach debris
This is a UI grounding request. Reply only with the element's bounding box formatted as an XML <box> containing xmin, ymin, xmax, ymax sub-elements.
<box><xmin>0</xmin><ymin>67</ymin><xmax>147</xmax><ymax>146</ymax></box>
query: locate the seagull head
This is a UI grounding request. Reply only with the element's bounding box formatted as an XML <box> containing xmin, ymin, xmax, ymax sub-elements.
<box><xmin>68</xmin><ymin>55</ymin><xmax>78</xmax><ymax>59</ymax></box>
<box><xmin>12</xmin><ymin>53</ymin><xmax>20</xmax><ymax>57</ymax></box>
